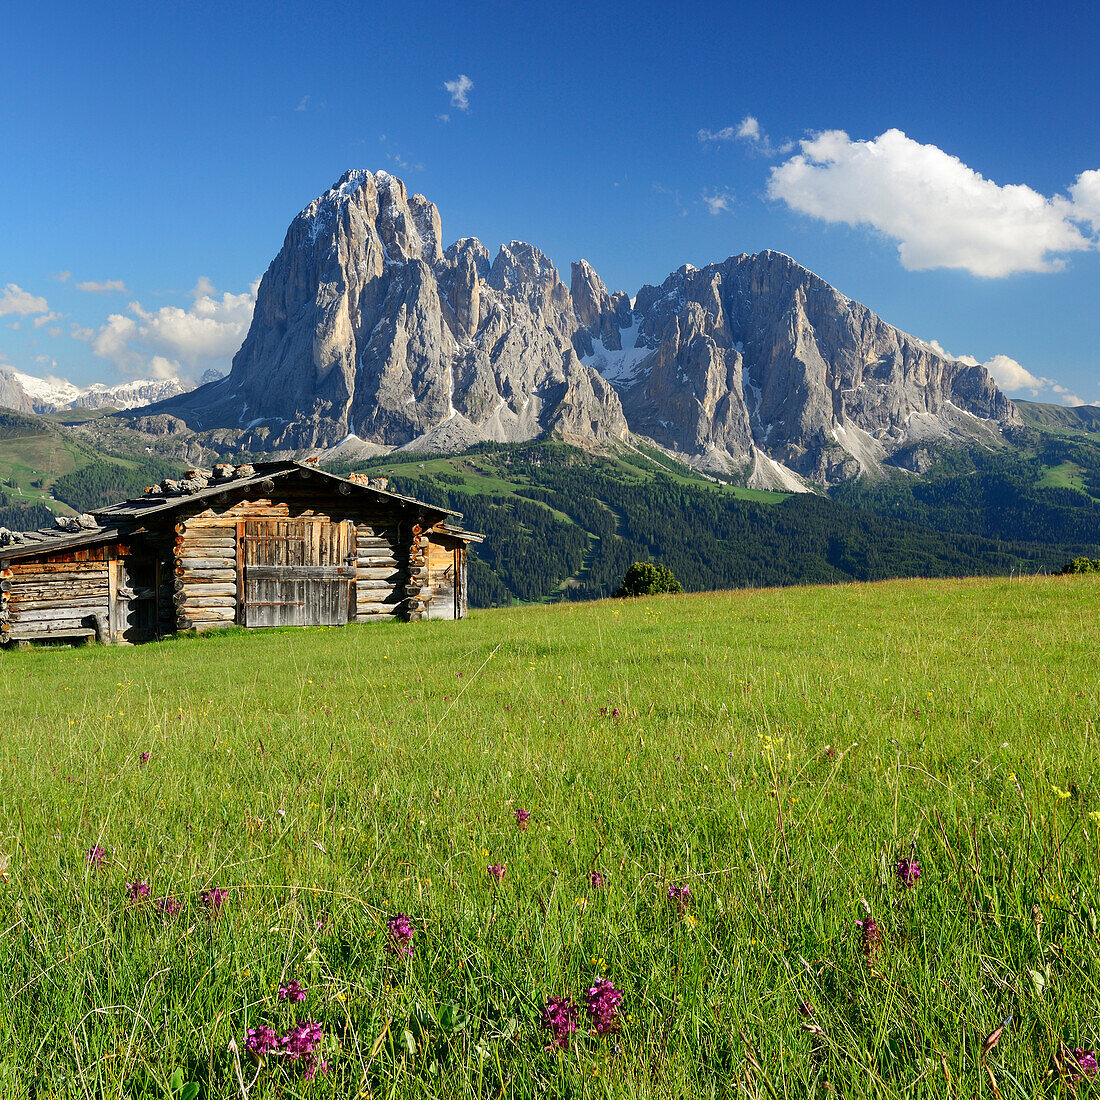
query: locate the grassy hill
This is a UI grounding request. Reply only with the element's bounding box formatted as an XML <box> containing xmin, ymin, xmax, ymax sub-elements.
<box><xmin>1</xmin><ymin>575</ymin><xmax>1098</xmax><ymax>1096</ymax></box>
<box><xmin>0</xmin><ymin>408</ymin><xmax>182</xmax><ymax>526</ymax></box>
<box><xmin>330</xmin><ymin>441</ymin><xmax>1088</xmax><ymax>606</ymax></box>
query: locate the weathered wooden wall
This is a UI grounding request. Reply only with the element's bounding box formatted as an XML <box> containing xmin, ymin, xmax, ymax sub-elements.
<box><xmin>425</xmin><ymin>538</ymin><xmax>459</xmax><ymax>620</ymax></box>
<box><xmin>174</xmin><ymin>516</ymin><xmax>238</xmax><ymax>632</ymax></box>
<box><xmin>355</xmin><ymin>521</ymin><xmax>406</xmax><ymax>622</ymax></box>
<box><xmin>0</xmin><ymin>548</ymin><xmax>110</xmax><ymax>644</ymax></box>
<box><xmin>174</xmin><ymin>491</ymin><xmax>419</xmax><ymax>631</ymax></box>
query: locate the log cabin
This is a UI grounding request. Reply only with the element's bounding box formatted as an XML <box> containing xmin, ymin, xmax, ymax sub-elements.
<box><xmin>0</xmin><ymin>460</ymin><xmax>483</xmax><ymax>647</ymax></box>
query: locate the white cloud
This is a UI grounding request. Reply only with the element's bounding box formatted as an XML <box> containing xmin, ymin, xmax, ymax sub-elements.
<box><xmin>50</xmin><ymin>270</ymin><xmax>71</xmax><ymax>283</ymax></box>
<box><xmin>702</xmin><ymin>189</ymin><xmax>734</xmax><ymax>215</ymax></box>
<box><xmin>88</xmin><ymin>280</ymin><xmax>257</xmax><ymax>381</ymax></box>
<box><xmin>698</xmin><ymin>125</ymin><xmax>736</xmax><ymax>143</ymax></box>
<box><xmin>32</xmin><ymin>311</ymin><xmax>66</xmax><ymax>328</ymax></box>
<box><xmin>737</xmin><ymin>116</ymin><xmax>761</xmax><ymax>141</ymax></box>
<box><xmin>0</xmin><ymin>283</ymin><xmax>49</xmax><ymax>317</ymax></box>
<box><xmin>768</xmin><ymin>129</ymin><xmax>1100</xmax><ymax>277</ymax></box>
<box><xmin>295</xmin><ymin>95</ymin><xmax>310</xmax><ymax>112</ymax></box>
<box><xmin>444</xmin><ymin>74</ymin><xmax>473</xmax><ymax>111</ymax></box>
<box><xmin>698</xmin><ymin>115</ymin><xmax>792</xmax><ymax>156</ymax></box>
<box><xmin>77</xmin><ymin>279</ymin><xmax>128</xmax><ymax>293</ymax></box>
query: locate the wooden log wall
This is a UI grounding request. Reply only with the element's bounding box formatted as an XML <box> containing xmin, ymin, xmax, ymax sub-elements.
<box><xmin>0</xmin><ymin>552</ymin><xmax>110</xmax><ymax>644</ymax></box>
<box><xmin>405</xmin><ymin>524</ymin><xmax>431</xmax><ymax>621</ymax></box>
<box><xmin>355</xmin><ymin>521</ymin><xmax>406</xmax><ymax>622</ymax></box>
<box><xmin>174</xmin><ymin>519</ymin><xmax>238</xmax><ymax>632</ymax></box>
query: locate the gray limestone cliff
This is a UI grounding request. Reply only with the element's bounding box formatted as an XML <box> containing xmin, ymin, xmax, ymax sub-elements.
<box><xmin>147</xmin><ymin>171</ymin><xmax>1018</xmax><ymax>484</ymax></box>
<box><xmin>155</xmin><ymin>170</ymin><xmax>628</xmax><ymax>451</ymax></box>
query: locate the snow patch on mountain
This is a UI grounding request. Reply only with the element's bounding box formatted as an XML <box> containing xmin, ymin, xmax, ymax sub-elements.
<box><xmin>0</xmin><ymin>371</ymin><xmax>191</xmax><ymax>414</ymax></box>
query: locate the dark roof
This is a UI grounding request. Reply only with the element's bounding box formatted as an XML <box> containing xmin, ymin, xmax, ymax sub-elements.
<box><xmin>92</xmin><ymin>461</ymin><xmax>458</xmax><ymax>521</ymax></box>
<box><xmin>0</xmin><ymin>524</ymin><xmax>122</xmax><ymax>562</ymax></box>
<box><xmin>1</xmin><ymin>461</ymin><xmax>480</xmax><ymax>563</ymax></box>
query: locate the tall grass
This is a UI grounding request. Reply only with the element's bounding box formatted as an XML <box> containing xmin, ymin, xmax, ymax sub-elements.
<box><xmin>1</xmin><ymin>575</ymin><xmax>1098</xmax><ymax>1097</ymax></box>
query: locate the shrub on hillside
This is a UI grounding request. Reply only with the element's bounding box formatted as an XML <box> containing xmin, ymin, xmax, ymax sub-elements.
<box><xmin>615</xmin><ymin>561</ymin><xmax>683</xmax><ymax>598</ymax></box>
<box><xmin>1060</xmin><ymin>556</ymin><xmax>1100</xmax><ymax>574</ymax></box>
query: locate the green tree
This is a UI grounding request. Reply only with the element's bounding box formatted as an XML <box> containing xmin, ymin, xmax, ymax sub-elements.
<box><xmin>615</xmin><ymin>561</ymin><xmax>683</xmax><ymax>597</ymax></box>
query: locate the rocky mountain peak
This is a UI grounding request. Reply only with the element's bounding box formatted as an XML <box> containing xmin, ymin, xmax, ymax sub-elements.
<box><xmin>143</xmin><ymin>170</ymin><xmax>1018</xmax><ymax>485</ymax></box>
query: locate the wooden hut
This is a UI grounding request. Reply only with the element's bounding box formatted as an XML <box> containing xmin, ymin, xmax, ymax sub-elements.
<box><xmin>0</xmin><ymin>461</ymin><xmax>482</xmax><ymax>646</ymax></box>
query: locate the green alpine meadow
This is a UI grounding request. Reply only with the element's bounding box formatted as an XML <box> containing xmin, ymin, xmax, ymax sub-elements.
<box><xmin>2</xmin><ymin>573</ymin><xmax>1099</xmax><ymax>1097</ymax></box>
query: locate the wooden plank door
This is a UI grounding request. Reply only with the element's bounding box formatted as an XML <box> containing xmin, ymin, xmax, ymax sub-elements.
<box><xmin>110</xmin><ymin>556</ymin><xmax>158</xmax><ymax>642</ymax></box>
<box><xmin>241</xmin><ymin>519</ymin><xmax>354</xmax><ymax>628</ymax></box>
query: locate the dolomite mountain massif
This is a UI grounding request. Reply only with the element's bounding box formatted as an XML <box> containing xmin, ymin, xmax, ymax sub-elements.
<box><xmin>146</xmin><ymin>169</ymin><xmax>1020</xmax><ymax>488</ymax></box>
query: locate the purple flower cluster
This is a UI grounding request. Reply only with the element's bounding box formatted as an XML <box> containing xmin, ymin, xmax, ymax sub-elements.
<box><xmin>587</xmin><ymin>870</ymin><xmax>607</xmax><ymax>889</ymax></box>
<box><xmin>667</xmin><ymin>883</ymin><xmax>691</xmax><ymax>913</ymax></box>
<box><xmin>244</xmin><ymin>1020</ymin><xmax>328</xmax><ymax>1079</ymax></box>
<box><xmin>585</xmin><ymin>979</ymin><xmax>624</xmax><ymax>1035</ymax></box>
<box><xmin>514</xmin><ymin>808</ymin><xmax>531</xmax><ymax>830</ymax></box>
<box><xmin>139</xmin><ymin>751</ymin><xmax>150</xmax><ymax>764</ymax></box>
<box><xmin>279</xmin><ymin>980</ymin><xmax>306</xmax><ymax>1002</ymax></box>
<box><xmin>896</xmin><ymin>858</ymin><xmax>921</xmax><ymax>887</ymax></box>
<box><xmin>201</xmin><ymin>887</ymin><xmax>228</xmax><ymax>914</ymax></box>
<box><xmin>1069</xmin><ymin>1048</ymin><xmax>1099</xmax><ymax>1080</ymax></box>
<box><xmin>155</xmin><ymin>895</ymin><xmax>180</xmax><ymax>917</ymax></box>
<box><xmin>487</xmin><ymin>863</ymin><xmax>506</xmax><ymax>882</ymax></box>
<box><xmin>386</xmin><ymin>913</ymin><xmax>415</xmax><ymax>957</ymax></box>
<box><xmin>540</xmin><ymin>996</ymin><xmax>579</xmax><ymax>1050</ymax></box>
<box><xmin>246</xmin><ymin>1025</ymin><xmax>280</xmax><ymax>1055</ymax></box>
<box><xmin>86</xmin><ymin>845</ymin><xmax>106</xmax><ymax>868</ymax></box>
<box><xmin>126</xmin><ymin>880</ymin><xmax>150</xmax><ymax>901</ymax></box>
<box><xmin>856</xmin><ymin>915</ymin><xmax>883</xmax><ymax>958</ymax></box>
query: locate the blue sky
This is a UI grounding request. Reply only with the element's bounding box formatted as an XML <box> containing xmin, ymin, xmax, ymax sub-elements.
<box><xmin>2</xmin><ymin>0</ymin><xmax>1097</xmax><ymax>402</ymax></box>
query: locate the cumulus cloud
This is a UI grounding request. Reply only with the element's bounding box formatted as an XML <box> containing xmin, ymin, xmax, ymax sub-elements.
<box><xmin>928</xmin><ymin>340</ymin><xmax>1083</xmax><ymax>405</ymax></box>
<box><xmin>50</xmin><ymin>270</ymin><xmax>71</xmax><ymax>283</ymax></box>
<box><xmin>88</xmin><ymin>280</ymin><xmax>257</xmax><ymax>381</ymax></box>
<box><xmin>32</xmin><ymin>311</ymin><xmax>66</xmax><ymax>328</ymax></box>
<box><xmin>768</xmin><ymin>129</ymin><xmax>1100</xmax><ymax>277</ymax></box>
<box><xmin>702</xmin><ymin>189</ymin><xmax>734</xmax><ymax>214</ymax></box>
<box><xmin>77</xmin><ymin>279</ymin><xmax>128</xmax><ymax>293</ymax></box>
<box><xmin>0</xmin><ymin>283</ymin><xmax>49</xmax><ymax>317</ymax></box>
<box><xmin>444</xmin><ymin>74</ymin><xmax>473</xmax><ymax>111</ymax></box>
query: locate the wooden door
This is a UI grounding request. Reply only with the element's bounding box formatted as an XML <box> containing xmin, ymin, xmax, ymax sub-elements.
<box><xmin>241</xmin><ymin>519</ymin><xmax>355</xmax><ymax>628</ymax></box>
<box><xmin>110</xmin><ymin>557</ymin><xmax>158</xmax><ymax>642</ymax></box>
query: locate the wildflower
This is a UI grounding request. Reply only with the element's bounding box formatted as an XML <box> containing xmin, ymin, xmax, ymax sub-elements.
<box><xmin>487</xmin><ymin>863</ymin><xmax>506</xmax><ymax>882</ymax></box>
<box><xmin>1053</xmin><ymin>784</ymin><xmax>1072</xmax><ymax>800</ymax></box>
<box><xmin>585</xmin><ymin>978</ymin><xmax>624</xmax><ymax>1035</ymax></box>
<box><xmin>588</xmin><ymin>870</ymin><xmax>607</xmax><ymax>889</ymax></box>
<box><xmin>667</xmin><ymin>883</ymin><xmax>691</xmax><ymax>913</ymax></box>
<box><xmin>303</xmin><ymin>1057</ymin><xmax>329</xmax><ymax>1081</ymax></box>
<box><xmin>201</xmin><ymin>887</ymin><xmax>228</xmax><ymax>914</ymax></box>
<box><xmin>126</xmin><ymin>880</ymin><xmax>150</xmax><ymax>901</ymax></box>
<box><xmin>245</xmin><ymin>1024</ymin><xmax>280</xmax><ymax>1056</ymax></box>
<box><xmin>86</xmin><ymin>845</ymin><xmax>106</xmax><ymax>867</ymax></box>
<box><xmin>139</xmin><ymin>752</ymin><xmax>150</xmax><ymax>764</ymax></box>
<box><xmin>540</xmin><ymin>996</ymin><xmax>579</xmax><ymax>1050</ymax></box>
<box><xmin>279</xmin><ymin>980</ymin><xmax>307</xmax><ymax>1002</ymax></box>
<box><xmin>896</xmin><ymin>858</ymin><xmax>921</xmax><ymax>887</ymax></box>
<box><xmin>514</xmin><ymin>808</ymin><xmax>531</xmax><ymax>830</ymax></box>
<box><xmin>155</xmin><ymin>895</ymin><xmax>180</xmax><ymax>916</ymax></box>
<box><xmin>855</xmin><ymin>913</ymin><xmax>882</xmax><ymax>959</ymax></box>
<box><xmin>281</xmin><ymin>1019</ymin><xmax>324</xmax><ymax>1061</ymax></box>
<box><xmin>797</xmin><ymin>1000</ymin><xmax>815</xmax><ymax>1017</ymax></box>
<box><xmin>385</xmin><ymin>913</ymin><xmax>415</xmax><ymax>957</ymax></box>
<box><xmin>1068</xmin><ymin>1048</ymin><xmax>1099</xmax><ymax>1080</ymax></box>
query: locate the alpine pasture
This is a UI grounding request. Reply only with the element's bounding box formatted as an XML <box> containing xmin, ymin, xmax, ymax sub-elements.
<box><xmin>1</xmin><ymin>575</ymin><xmax>1099</xmax><ymax>1097</ymax></box>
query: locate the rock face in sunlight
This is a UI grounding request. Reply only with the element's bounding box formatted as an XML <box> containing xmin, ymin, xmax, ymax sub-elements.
<box><xmin>147</xmin><ymin>170</ymin><xmax>1019</xmax><ymax>485</ymax></box>
<box><xmin>154</xmin><ymin>170</ymin><xmax>628</xmax><ymax>453</ymax></box>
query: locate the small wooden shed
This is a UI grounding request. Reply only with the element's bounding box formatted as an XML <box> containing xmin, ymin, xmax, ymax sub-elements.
<box><xmin>0</xmin><ymin>461</ymin><xmax>483</xmax><ymax>646</ymax></box>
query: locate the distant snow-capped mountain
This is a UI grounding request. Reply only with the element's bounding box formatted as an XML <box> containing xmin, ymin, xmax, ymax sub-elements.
<box><xmin>0</xmin><ymin>369</ymin><xmax>193</xmax><ymax>414</ymax></box>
